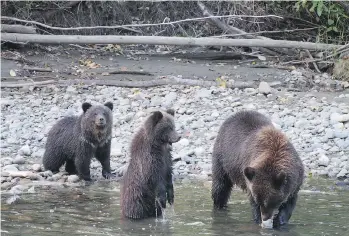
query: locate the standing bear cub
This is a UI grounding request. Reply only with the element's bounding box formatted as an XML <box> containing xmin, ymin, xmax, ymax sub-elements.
<box><xmin>121</xmin><ymin>109</ymin><xmax>181</xmax><ymax>219</ymax></box>
<box><xmin>43</xmin><ymin>102</ymin><xmax>115</xmax><ymax>181</ymax></box>
<box><xmin>212</xmin><ymin>110</ymin><xmax>304</xmax><ymax>229</ymax></box>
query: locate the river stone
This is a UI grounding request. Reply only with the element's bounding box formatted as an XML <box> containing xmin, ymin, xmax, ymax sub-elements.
<box><xmin>334</xmin><ymin>130</ymin><xmax>349</xmax><ymax>139</ymax></box>
<box><xmin>337</xmin><ymin>169</ymin><xmax>348</xmax><ymax>178</ymax></box>
<box><xmin>2</xmin><ymin>165</ymin><xmax>19</xmax><ymax>173</ymax></box>
<box><xmin>150</xmin><ymin>96</ymin><xmax>162</xmax><ymax>106</ymax></box>
<box><xmin>196</xmin><ymin>88</ymin><xmax>211</xmax><ymax>98</ymax></box>
<box><xmin>318</xmin><ymin>154</ymin><xmax>330</xmax><ymax>167</ymax></box>
<box><xmin>9</xmin><ymin>171</ymin><xmax>33</xmax><ymax>178</ymax></box>
<box><xmin>40</xmin><ymin>170</ymin><xmax>53</xmax><ymax>177</ymax></box>
<box><xmin>258</xmin><ymin>82</ymin><xmax>272</xmax><ymax>94</ymax></box>
<box><xmin>1</xmin><ymin>182</ymin><xmax>13</xmax><ymax>190</ymax></box>
<box><xmin>177</xmin><ymin>138</ymin><xmax>189</xmax><ymax>147</ymax></box>
<box><xmin>12</xmin><ymin>156</ymin><xmax>25</xmax><ymax>165</ymax></box>
<box><xmin>32</xmin><ymin>164</ymin><xmax>42</xmax><ymax>172</ymax></box>
<box><xmin>31</xmin><ymin>149</ymin><xmax>45</xmax><ymax>158</ymax></box>
<box><xmin>67</xmin><ymin>175</ymin><xmax>80</xmax><ymax>183</ymax></box>
<box><xmin>18</xmin><ymin>145</ymin><xmax>31</xmax><ymax>156</ymax></box>
<box><xmin>244</xmin><ymin>88</ymin><xmax>257</xmax><ymax>95</ymax></box>
<box><xmin>163</xmin><ymin>92</ymin><xmax>177</xmax><ymax>106</ymax></box>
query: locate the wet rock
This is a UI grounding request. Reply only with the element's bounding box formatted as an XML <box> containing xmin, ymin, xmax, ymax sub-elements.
<box><xmin>337</xmin><ymin>169</ymin><xmax>348</xmax><ymax>179</ymax></box>
<box><xmin>67</xmin><ymin>175</ymin><xmax>80</xmax><ymax>183</ymax></box>
<box><xmin>10</xmin><ymin>184</ymin><xmax>29</xmax><ymax>195</ymax></box>
<box><xmin>1</xmin><ymin>182</ymin><xmax>13</xmax><ymax>190</ymax></box>
<box><xmin>51</xmin><ymin>173</ymin><xmax>64</xmax><ymax>181</ymax></box>
<box><xmin>116</xmin><ymin>164</ymin><xmax>129</xmax><ymax>177</ymax></box>
<box><xmin>27</xmin><ymin>186</ymin><xmax>35</xmax><ymax>193</ymax></box>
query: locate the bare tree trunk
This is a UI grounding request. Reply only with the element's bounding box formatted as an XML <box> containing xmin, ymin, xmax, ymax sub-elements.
<box><xmin>1</xmin><ymin>33</ymin><xmax>340</xmax><ymax>50</ymax></box>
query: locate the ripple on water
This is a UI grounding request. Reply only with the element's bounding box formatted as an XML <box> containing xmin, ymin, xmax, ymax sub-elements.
<box><xmin>1</xmin><ymin>178</ymin><xmax>348</xmax><ymax>236</ymax></box>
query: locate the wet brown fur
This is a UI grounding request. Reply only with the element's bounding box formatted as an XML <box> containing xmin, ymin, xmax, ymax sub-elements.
<box><xmin>212</xmin><ymin>110</ymin><xmax>304</xmax><ymax>227</ymax></box>
<box><xmin>121</xmin><ymin>109</ymin><xmax>181</xmax><ymax>220</ymax></box>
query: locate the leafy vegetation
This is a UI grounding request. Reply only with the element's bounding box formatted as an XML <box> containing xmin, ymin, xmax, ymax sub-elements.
<box><xmin>295</xmin><ymin>0</ymin><xmax>349</xmax><ymax>43</ymax></box>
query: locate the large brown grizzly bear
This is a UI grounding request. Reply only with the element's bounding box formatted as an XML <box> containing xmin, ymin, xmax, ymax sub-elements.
<box><xmin>121</xmin><ymin>109</ymin><xmax>181</xmax><ymax>219</ymax></box>
<box><xmin>211</xmin><ymin>110</ymin><xmax>304</xmax><ymax>228</ymax></box>
<box><xmin>43</xmin><ymin>102</ymin><xmax>115</xmax><ymax>181</ymax></box>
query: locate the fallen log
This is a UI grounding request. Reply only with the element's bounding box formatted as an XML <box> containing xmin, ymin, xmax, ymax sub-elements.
<box><xmin>1</xmin><ymin>80</ymin><xmax>55</xmax><ymax>88</ymax></box>
<box><xmin>1</xmin><ymin>76</ymin><xmax>259</xmax><ymax>89</ymax></box>
<box><xmin>23</xmin><ymin>66</ymin><xmax>52</xmax><ymax>72</ymax></box>
<box><xmin>1</xmin><ymin>33</ymin><xmax>340</xmax><ymax>51</ymax></box>
<box><xmin>1</xmin><ymin>24</ymin><xmax>36</xmax><ymax>34</ymax></box>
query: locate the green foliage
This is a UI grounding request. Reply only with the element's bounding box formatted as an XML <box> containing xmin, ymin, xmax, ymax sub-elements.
<box><xmin>295</xmin><ymin>0</ymin><xmax>349</xmax><ymax>43</ymax></box>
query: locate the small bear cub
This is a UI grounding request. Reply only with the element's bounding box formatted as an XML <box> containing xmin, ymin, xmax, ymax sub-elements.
<box><xmin>121</xmin><ymin>109</ymin><xmax>181</xmax><ymax>219</ymax></box>
<box><xmin>43</xmin><ymin>102</ymin><xmax>114</xmax><ymax>181</ymax></box>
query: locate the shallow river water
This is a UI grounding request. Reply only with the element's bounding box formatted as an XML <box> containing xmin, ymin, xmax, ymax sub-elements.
<box><xmin>1</xmin><ymin>178</ymin><xmax>348</xmax><ymax>236</ymax></box>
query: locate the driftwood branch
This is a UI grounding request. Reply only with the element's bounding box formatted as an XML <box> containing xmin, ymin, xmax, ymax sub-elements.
<box><xmin>197</xmin><ymin>2</ymin><xmax>267</xmax><ymax>40</ymax></box>
<box><xmin>1</xmin><ymin>33</ymin><xmax>340</xmax><ymax>51</ymax></box>
<box><xmin>108</xmin><ymin>71</ymin><xmax>154</xmax><ymax>76</ymax></box>
<box><xmin>1</xmin><ymin>52</ymin><xmax>35</xmax><ymax>65</ymax></box>
<box><xmin>248</xmin><ymin>65</ymin><xmax>296</xmax><ymax>71</ymax></box>
<box><xmin>197</xmin><ymin>2</ymin><xmax>281</xmax><ymax>56</ymax></box>
<box><xmin>1</xmin><ymin>14</ymin><xmax>282</xmax><ymax>33</ymax></box>
<box><xmin>1</xmin><ymin>16</ymin><xmax>141</xmax><ymax>34</ymax></box>
<box><xmin>1</xmin><ymin>24</ymin><xmax>36</xmax><ymax>34</ymax></box>
<box><xmin>212</xmin><ymin>27</ymin><xmax>319</xmax><ymax>38</ymax></box>
<box><xmin>23</xmin><ymin>66</ymin><xmax>53</xmax><ymax>72</ymax></box>
<box><xmin>1</xmin><ymin>80</ymin><xmax>55</xmax><ymax>88</ymax></box>
<box><xmin>305</xmin><ymin>50</ymin><xmax>321</xmax><ymax>73</ymax></box>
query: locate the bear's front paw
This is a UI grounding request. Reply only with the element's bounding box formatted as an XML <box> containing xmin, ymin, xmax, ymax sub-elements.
<box><xmin>167</xmin><ymin>190</ymin><xmax>174</xmax><ymax>205</ymax></box>
<box><xmin>102</xmin><ymin>170</ymin><xmax>117</xmax><ymax>179</ymax></box>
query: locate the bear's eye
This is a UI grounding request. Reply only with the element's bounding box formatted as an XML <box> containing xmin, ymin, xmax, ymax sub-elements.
<box><xmin>103</xmin><ymin>112</ymin><xmax>107</xmax><ymax>116</ymax></box>
<box><xmin>94</xmin><ymin>112</ymin><xmax>97</xmax><ymax>116</ymax></box>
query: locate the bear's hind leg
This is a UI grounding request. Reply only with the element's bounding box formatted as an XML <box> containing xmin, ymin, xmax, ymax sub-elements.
<box><xmin>211</xmin><ymin>158</ymin><xmax>232</xmax><ymax>209</ymax></box>
<box><xmin>65</xmin><ymin>159</ymin><xmax>77</xmax><ymax>175</ymax></box>
<box><xmin>43</xmin><ymin>149</ymin><xmax>66</xmax><ymax>173</ymax></box>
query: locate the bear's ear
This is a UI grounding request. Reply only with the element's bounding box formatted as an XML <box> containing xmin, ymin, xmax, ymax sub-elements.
<box><xmin>104</xmin><ymin>102</ymin><xmax>113</xmax><ymax>111</ymax></box>
<box><xmin>166</xmin><ymin>109</ymin><xmax>175</xmax><ymax>117</ymax></box>
<box><xmin>150</xmin><ymin>111</ymin><xmax>163</xmax><ymax>126</ymax></box>
<box><xmin>273</xmin><ymin>171</ymin><xmax>286</xmax><ymax>189</ymax></box>
<box><xmin>244</xmin><ymin>167</ymin><xmax>256</xmax><ymax>181</ymax></box>
<box><xmin>82</xmin><ymin>102</ymin><xmax>92</xmax><ymax>113</ymax></box>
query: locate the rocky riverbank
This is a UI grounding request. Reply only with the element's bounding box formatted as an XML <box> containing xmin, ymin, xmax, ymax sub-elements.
<box><xmin>1</xmin><ymin>72</ymin><xmax>349</xmax><ymax>192</ymax></box>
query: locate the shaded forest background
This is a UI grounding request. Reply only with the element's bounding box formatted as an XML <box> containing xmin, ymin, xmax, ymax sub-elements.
<box><xmin>2</xmin><ymin>1</ymin><xmax>349</xmax><ymax>44</ymax></box>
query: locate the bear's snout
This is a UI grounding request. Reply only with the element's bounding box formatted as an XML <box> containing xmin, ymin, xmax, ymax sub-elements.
<box><xmin>95</xmin><ymin>115</ymin><xmax>106</xmax><ymax>126</ymax></box>
<box><xmin>169</xmin><ymin>133</ymin><xmax>181</xmax><ymax>144</ymax></box>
